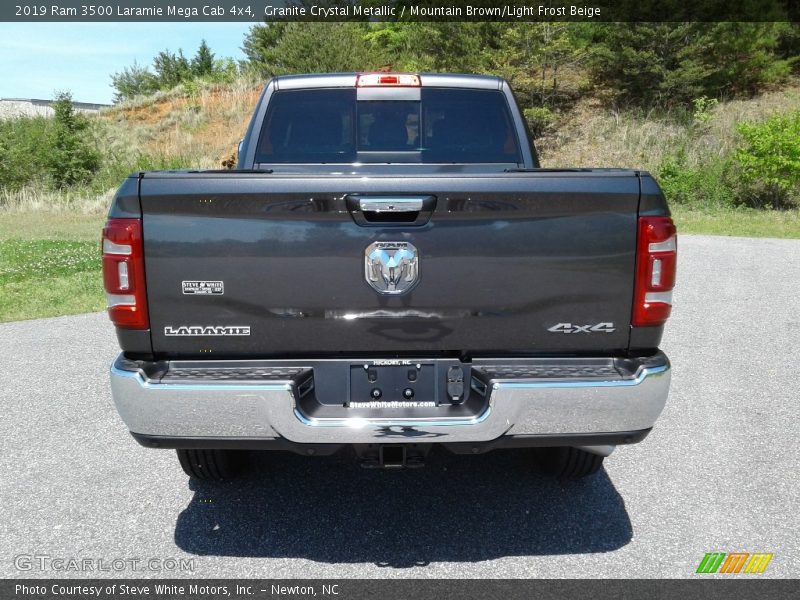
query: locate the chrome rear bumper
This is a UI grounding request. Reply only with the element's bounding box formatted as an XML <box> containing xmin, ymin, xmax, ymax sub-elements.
<box><xmin>110</xmin><ymin>353</ymin><xmax>670</xmax><ymax>447</ymax></box>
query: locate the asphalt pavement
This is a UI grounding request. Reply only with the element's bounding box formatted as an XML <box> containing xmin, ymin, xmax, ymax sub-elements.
<box><xmin>1</xmin><ymin>235</ymin><xmax>798</xmax><ymax>578</ymax></box>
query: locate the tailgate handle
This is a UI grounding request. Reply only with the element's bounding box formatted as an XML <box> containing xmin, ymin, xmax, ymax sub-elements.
<box><xmin>359</xmin><ymin>197</ymin><xmax>424</xmax><ymax>212</ymax></box>
<box><xmin>346</xmin><ymin>195</ymin><xmax>436</xmax><ymax>227</ymax></box>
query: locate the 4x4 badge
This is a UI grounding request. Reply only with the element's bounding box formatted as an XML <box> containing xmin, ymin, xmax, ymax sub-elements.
<box><xmin>548</xmin><ymin>322</ymin><xmax>616</xmax><ymax>334</ymax></box>
<box><xmin>364</xmin><ymin>241</ymin><xmax>419</xmax><ymax>295</ymax></box>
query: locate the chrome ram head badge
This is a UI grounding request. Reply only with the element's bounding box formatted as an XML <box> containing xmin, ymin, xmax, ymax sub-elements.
<box><xmin>364</xmin><ymin>241</ymin><xmax>419</xmax><ymax>295</ymax></box>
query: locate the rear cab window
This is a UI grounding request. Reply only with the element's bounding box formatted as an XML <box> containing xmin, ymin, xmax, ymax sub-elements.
<box><xmin>256</xmin><ymin>87</ymin><xmax>521</xmax><ymax>164</ymax></box>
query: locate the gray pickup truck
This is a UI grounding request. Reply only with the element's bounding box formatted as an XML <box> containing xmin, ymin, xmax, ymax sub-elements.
<box><xmin>104</xmin><ymin>73</ymin><xmax>676</xmax><ymax>480</ymax></box>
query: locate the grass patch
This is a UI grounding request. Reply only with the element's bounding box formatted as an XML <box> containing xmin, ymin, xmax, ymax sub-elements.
<box><xmin>0</xmin><ymin>233</ymin><xmax>104</xmax><ymax>322</ymax></box>
<box><xmin>672</xmin><ymin>206</ymin><xmax>800</xmax><ymax>238</ymax></box>
<box><xmin>0</xmin><ymin>270</ymin><xmax>104</xmax><ymax>322</ymax></box>
<box><xmin>0</xmin><ymin>212</ymin><xmax>105</xmax><ymax>241</ymax></box>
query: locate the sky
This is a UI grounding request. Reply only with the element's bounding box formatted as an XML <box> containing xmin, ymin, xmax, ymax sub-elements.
<box><xmin>0</xmin><ymin>23</ymin><xmax>255</xmax><ymax>104</ymax></box>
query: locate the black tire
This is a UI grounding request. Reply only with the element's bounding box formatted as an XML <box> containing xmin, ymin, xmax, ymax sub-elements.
<box><xmin>176</xmin><ymin>449</ymin><xmax>244</xmax><ymax>481</ymax></box>
<box><xmin>534</xmin><ymin>447</ymin><xmax>604</xmax><ymax>479</ymax></box>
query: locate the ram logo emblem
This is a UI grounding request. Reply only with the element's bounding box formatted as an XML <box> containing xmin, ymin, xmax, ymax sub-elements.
<box><xmin>364</xmin><ymin>241</ymin><xmax>419</xmax><ymax>295</ymax></box>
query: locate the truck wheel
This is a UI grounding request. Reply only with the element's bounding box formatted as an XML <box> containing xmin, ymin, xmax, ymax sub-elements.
<box><xmin>534</xmin><ymin>447</ymin><xmax>604</xmax><ymax>479</ymax></box>
<box><xmin>176</xmin><ymin>449</ymin><xmax>243</xmax><ymax>481</ymax></box>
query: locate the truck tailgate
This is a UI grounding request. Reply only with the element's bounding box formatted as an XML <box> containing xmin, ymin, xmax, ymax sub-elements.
<box><xmin>140</xmin><ymin>172</ymin><xmax>640</xmax><ymax>357</ymax></box>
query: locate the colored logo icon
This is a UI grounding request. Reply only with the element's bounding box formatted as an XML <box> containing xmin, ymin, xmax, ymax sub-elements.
<box><xmin>696</xmin><ymin>552</ymin><xmax>773</xmax><ymax>574</ymax></box>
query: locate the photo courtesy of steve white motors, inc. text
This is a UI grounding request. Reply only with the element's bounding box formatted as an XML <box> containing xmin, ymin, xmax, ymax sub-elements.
<box><xmin>15</xmin><ymin>582</ymin><xmax>340</xmax><ymax>597</ymax></box>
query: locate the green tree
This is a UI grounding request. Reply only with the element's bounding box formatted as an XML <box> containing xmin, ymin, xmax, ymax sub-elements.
<box><xmin>736</xmin><ymin>111</ymin><xmax>800</xmax><ymax>208</ymax></box>
<box><xmin>210</xmin><ymin>57</ymin><xmax>240</xmax><ymax>85</ymax></box>
<box><xmin>588</xmin><ymin>23</ymin><xmax>708</xmax><ymax>108</ymax></box>
<box><xmin>776</xmin><ymin>22</ymin><xmax>800</xmax><ymax>73</ymax></box>
<box><xmin>0</xmin><ymin>116</ymin><xmax>51</xmax><ymax>192</ymax></box>
<box><xmin>47</xmin><ymin>92</ymin><xmax>100</xmax><ymax>189</ymax></box>
<box><xmin>242</xmin><ymin>22</ymin><xmax>289</xmax><ymax>75</ymax></box>
<box><xmin>367</xmin><ymin>22</ymin><xmax>501</xmax><ymax>73</ymax></box>
<box><xmin>153</xmin><ymin>49</ymin><xmax>191</xmax><ymax>89</ymax></box>
<box><xmin>110</xmin><ymin>61</ymin><xmax>158</xmax><ymax>102</ymax></box>
<box><xmin>588</xmin><ymin>23</ymin><xmax>793</xmax><ymax>108</ymax></box>
<box><xmin>243</xmin><ymin>22</ymin><xmax>374</xmax><ymax>76</ymax></box>
<box><xmin>489</xmin><ymin>24</ymin><xmax>591</xmax><ymax>110</ymax></box>
<box><xmin>191</xmin><ymin>39</ymin><xmax>215</xmax><ymax>77</ymax></box>
<box><xmin>700</xmin><ymin>23</ymin><xmax>792</xmax><ymax>97</ymax></box>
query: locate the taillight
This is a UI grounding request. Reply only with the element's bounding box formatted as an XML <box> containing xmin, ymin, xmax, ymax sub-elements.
<box><xmin>633</xmin><ymin>216</ymin><xmax>677</xmax><ymax>327</ymax></box>
<box><xmin>102</xmin><ymin>218</ymin><xmax>149</xmax><ymax>329</ymax></box>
